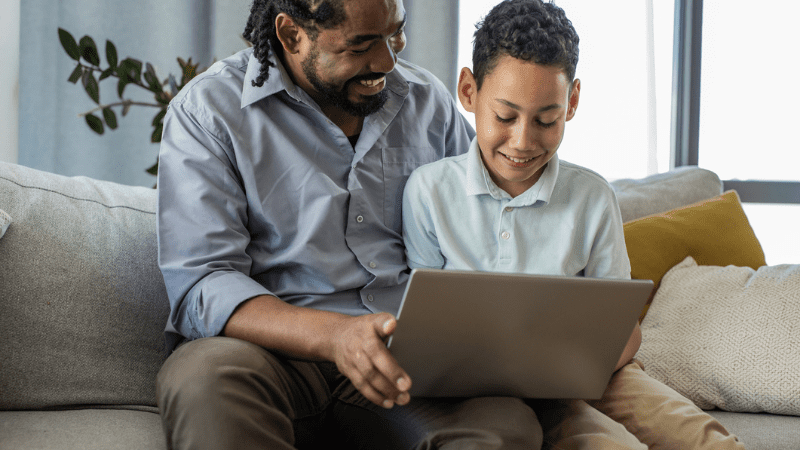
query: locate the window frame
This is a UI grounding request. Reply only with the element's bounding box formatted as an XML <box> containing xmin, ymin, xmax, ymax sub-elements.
<box><xmin>671</xmin><ymin>0</ymin><xmax>800</xmax><ymax>204</ymax></box>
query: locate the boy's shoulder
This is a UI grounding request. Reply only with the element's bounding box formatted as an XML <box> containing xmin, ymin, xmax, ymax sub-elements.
<box><xmin>557</xmin><ymin>159</ymin><xmax>614</xmax><ymax>189</ymax></box>
<box><xmin>410</xmin><ymin>152</ymin><xmax>471</xmax><ymax>182</ymax></box>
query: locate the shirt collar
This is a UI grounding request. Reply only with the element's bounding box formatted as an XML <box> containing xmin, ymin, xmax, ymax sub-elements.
<box><xmin>465</xmin><ymin>136</ymin><xmax>560</xmax><ymax>207</ymax></box>
<box><xmin>240</xmin><ymin>48</ymin><xmax>429</xmax><ymax>109</ymax></box>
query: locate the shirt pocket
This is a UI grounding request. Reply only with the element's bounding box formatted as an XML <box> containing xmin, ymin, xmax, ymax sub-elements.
<box><xmin>382</xmin><ymin>146</ymin><xmax>438</xmax><ymax>232</ymax></box>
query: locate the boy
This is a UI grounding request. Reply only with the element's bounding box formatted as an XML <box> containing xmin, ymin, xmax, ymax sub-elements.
<box><xmin>401</xmin><ymin>0</ymin><xmax>744</xmax><ymax>448</ymax></box>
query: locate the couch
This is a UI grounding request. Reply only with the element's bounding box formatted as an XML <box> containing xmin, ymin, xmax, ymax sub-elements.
<box><xmin>1</xmin><ymin>161</ymin><xmax>799</xmax><ymax>449</ymax></box>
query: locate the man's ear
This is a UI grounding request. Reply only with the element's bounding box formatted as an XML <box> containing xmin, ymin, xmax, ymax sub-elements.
<box><xmin>457</xmin><ymin>67</ymin><xmax>478</xmax><ymax>113</ymax></box>
<box><xmin>275</xmin><ymin>12</ymin><xmax>303</xmax><ymax>54</ymax></box>
<box><xmin>565</xmin><ymin>78</ymin><xmax>581</xmax><ymax>121</ymax></box>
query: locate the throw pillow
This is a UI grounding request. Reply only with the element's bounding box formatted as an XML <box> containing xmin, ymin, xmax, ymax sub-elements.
<box><xmin>0</xmin><ymin>209</ymin><xmax>10</xmax><ymax>239</ymax></box>
<box><xmin>636</xmin><ymin>256</ymin><xmax>800</xmax><ymax>415</ymax></box>
<box><xmin>623</xmin><ymin>190</ymin><xmax>766</xmax><ymax>318</ymax></box>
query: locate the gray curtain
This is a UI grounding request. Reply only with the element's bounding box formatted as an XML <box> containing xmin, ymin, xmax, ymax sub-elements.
<box><xmin>18</xmin><ymin>0</ymin><xmax>459</xmax><ymax>187</ymax></box>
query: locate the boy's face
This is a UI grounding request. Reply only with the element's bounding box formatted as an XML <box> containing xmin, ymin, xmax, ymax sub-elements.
<box><xmin>458</xmin><ymin>55</ymin><xmax>580</xmax><ymax>197</ymax></box>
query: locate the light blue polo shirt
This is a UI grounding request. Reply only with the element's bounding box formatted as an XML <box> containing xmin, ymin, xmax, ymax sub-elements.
<box><xmin>402</xmin><ymin>137</ymin><xmax>631</xmax><ymax>279</ymax></box>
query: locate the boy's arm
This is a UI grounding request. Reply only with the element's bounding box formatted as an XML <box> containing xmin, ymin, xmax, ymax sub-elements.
<box><xmin>402</xmin><ymin>169</ymin><xmax>446</xmax><ymax>269</ymax></box>
<box><xmin>616</xmin><ymin>322</ymin><xmax>642</xmax><ymax>371</ymax></box>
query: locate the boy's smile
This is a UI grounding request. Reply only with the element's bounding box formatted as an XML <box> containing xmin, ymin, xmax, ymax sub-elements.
<box><xmin>458</xmin><ymin>55</ymin><xmax>580</xmax><ymax>197</ymax></box>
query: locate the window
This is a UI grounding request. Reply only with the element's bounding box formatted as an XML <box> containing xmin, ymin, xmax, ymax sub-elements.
<box><xmin>676</xmin><ymin>0</ymin><xmax>800</xmax><ymax>264</ymax></box>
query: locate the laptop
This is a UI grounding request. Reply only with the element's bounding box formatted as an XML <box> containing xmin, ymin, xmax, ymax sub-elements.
<box><xmin>387</xmin><ymin>269</ymin><xmax>653</xmax><ymax>399</ymax></box>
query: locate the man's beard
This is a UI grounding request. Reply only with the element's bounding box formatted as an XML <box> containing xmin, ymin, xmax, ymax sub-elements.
<box><xmin>301</xmin><ymin>47</ymin><xmax>388</xmax><ymax>117</ymax></box>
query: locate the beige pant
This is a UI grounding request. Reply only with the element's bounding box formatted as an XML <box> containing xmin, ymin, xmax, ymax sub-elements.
<box><xmin>590</xmin><ymin>360</ymin><xmax>745</xmax><ymax>450</ymax></box>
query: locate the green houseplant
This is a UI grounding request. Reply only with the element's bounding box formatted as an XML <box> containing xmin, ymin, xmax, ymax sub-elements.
<box><xmin>58</xmin><ymin>28</ymin><xmax>204</xmax><ymax>177</ymax></box>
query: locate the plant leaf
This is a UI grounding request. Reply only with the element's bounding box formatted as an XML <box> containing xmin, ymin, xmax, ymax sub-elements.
<box><xmin>99</xmin><ymin>67</ymin><xmax>114</xmax><ymax>81</ymax></box>
<box><xmin>102</xmin><ymin>107</ymin><xmax>118</xmax><ymax>130</ymax></box>
<box><xmin>82</xmin><ymin>70</ymin><xmax>100</xmax><ymax>104</ymax></box>
<box><xmin>119</xmin><ymin>58</ymin><xmax>143</xmax><ymax>83</ymax></box>
<box><xmin>151</xmin><ymin>123</ymin><xmax>163</xmax><ymax>143</ymax></box>
<box><xmin>58</xmin><ymin>28</ymin><xmax>81</xmax><ymax>60</ymax></box>
<box><xmin>117</xmin><ymin>74</ymin><xmax>129</xmax><ymax>98</ymax></box>
<box><xmin>85</xmin><ymin>113</ymin><xmax>104</xmax><ymax>134</ymax></box>
<box><xmin>122</xmin><ymin>101</ymin><xmax>132</xmax><ymax>117</ymax></box>
<box><xmin>67</xmin><ymin>64</ymin><xmax>83</xmax><ymax>84</ymax></box>
<box><xmin>79</xmin><ymin>36</ymin><xmax>101</xmax><ymax>66</ymax></box>
<box><xmin>106</xmin><ymin>40</ymin><xmax>118</xmax><ymax>68</ymax></box>
<box><xmin>144</xmin><ymin>63</ymin><xmax>161</xmax><ymax>92</ymax></box>
<box><xmin>152</xmin><ymin>108</ymin><xmax>167</xmax><ymax>127</ymax></box>
<box><xmin>146</xmin><ymin>160</ymin><xmax>159</xmax><ymax>176</ymax></box>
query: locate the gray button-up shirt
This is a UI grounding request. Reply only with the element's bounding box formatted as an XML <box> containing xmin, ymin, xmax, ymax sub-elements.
<box><xmin>157</xmin><ymin>48</ymin><xmax>474</xmax><ymax>350</ymax></box>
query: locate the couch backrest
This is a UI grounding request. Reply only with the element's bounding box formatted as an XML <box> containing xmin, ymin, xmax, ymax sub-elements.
<box><xmin>0</xmin><ymin>162</ymin><xmax>169</xmax><ymax>410</ymax></box>
<box><xmin>610</xmin><ymin>166</ymin><xmax>723</xmax><ymax>222</ymax></box>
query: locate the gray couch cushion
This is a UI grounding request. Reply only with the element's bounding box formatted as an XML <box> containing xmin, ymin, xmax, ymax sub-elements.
<box><xmin>611</xmin><ymin>166</ymin><xmax>723</xmax><ymax>222</ymax></box>
<box><xmin>709</xmin><ymin>410</ymin><xmax>800</xmax><ymax>450</ymax></box>
<box><xmin>0</xmin><ymin>162</ymin><xmax>170</xmax><ymax>409</ymax></box>
<box><xmin>0</xmin><ymin>409</ymin><xmax>166</xmax><ymax>450</ymax></box>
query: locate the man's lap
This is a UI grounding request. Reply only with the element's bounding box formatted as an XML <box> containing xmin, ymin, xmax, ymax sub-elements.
<box><xmin>157</xmin><ymin>336</ymin><xmax>543</xmax><ymax>449</ymax></box>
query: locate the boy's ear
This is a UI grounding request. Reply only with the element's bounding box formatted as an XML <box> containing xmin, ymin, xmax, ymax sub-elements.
<box><xmin>275</xmin><ymin>12</ymin><xmax>304</xmax><ymax>54</ymax></box>
<box><xmin>565</xmin><ymin>78</ymin><xmax>581</xmax><ymax>121</ymax></box>
<box><xmin>457</xmin><ymin>67</ymin><xmax>478</xmax><ymax>113</ymax></box>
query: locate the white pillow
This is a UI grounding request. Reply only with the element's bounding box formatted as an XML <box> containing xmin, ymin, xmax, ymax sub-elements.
<box><xmin>636</xmin><ymin>256</ymin><xmax>800</xmax><ymax>416</ymax></box>
<box><xmin>0</xmin><ymin>209</ymin><xmax>10</xmax><ymax>239</ymax></box>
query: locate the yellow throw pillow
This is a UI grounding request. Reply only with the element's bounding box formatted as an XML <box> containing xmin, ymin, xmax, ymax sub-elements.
<box><xmin>623</xmin><ymin>190</ymin><xmax>766</xmax><ymax>319</ymax></box>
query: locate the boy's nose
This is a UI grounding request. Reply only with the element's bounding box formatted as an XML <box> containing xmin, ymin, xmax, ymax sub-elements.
<box><xmin>509</xmin><ymin>122</ymin><xmax>536</xmax><ymax>151</ymax></box>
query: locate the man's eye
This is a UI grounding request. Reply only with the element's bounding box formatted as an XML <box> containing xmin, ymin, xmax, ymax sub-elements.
<box><xmin>351</xmin><ymin>48</ymin><xmax>370</xmax><ymax>55</ymax></box>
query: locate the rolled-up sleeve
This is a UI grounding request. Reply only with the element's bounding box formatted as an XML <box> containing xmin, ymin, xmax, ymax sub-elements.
<box><xmin>157</xmin><ymin>99</ymin><xmax>272</xmax><ymax>346</ymax></box>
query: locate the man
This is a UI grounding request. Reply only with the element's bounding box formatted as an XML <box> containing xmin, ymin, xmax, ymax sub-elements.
<box><xmin>156</xmin><ymin>0</ymin><xmax>544</xmax><ymax>448</ymax></box>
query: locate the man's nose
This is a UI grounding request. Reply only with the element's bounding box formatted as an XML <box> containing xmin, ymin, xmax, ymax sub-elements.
<box><xmin>370</xmin><ymin>40</ymin><xmax>397</xmax><ymax>74</ymax></box>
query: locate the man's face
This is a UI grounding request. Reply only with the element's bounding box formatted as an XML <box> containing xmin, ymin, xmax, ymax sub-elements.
<box><xmin>297</xmin><ymin>0</ymin><xmax>407</xmax><ymax>117</ymax></box>
<box><xmin>458</xmin><ymin>55</ymin><xmax>580</xmax><ymax>197</ymax></box>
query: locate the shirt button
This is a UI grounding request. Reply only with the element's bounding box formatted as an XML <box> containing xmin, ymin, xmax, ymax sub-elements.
<box><xmin>367</xmin><ymin>295</ymin><xmax>374</xmax><ymax>302</ymax></box>
<box><xmin>505</xmin><ymin>206</ymin><xmax>514</xmax><ymax>212</ymax></box>
<box><xmin>356</xmin><ymin>215</ymin><xmax>364</xmax><ymax>223</ymax></box>
<box><xmin>369</xmin><ymin>261</ymin><xmax>377</xmax><ymax>269</ymax></box>
<box><xmin>501</xmin><ymin>231</ymin><xmax>511</xmax><ymax>240</ymax></box>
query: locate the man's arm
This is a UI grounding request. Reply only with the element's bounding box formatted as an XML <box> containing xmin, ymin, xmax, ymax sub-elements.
<box><xmin>222</xmin><ymin>295</ymin><xmax>411</xmax><ymax>408</ymax></box>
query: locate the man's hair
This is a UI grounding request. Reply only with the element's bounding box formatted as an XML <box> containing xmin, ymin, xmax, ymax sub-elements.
<box><xmin>243</xmin><ymin>0</ymin><xmax>347</xmax><ymax>87</ymax></box>
<box><xmin>472</xmin><ymin>0</ymin><xmax>579</xmax><ymax>90</ymax></box>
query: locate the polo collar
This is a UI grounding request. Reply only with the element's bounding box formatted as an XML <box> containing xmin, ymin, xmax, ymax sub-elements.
<box><xmin>465</xmin><ymin>136</ymin><xmax>560</xmax><ymax>207</ymax></box>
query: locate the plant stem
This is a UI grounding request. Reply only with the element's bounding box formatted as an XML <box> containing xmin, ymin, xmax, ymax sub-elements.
<box><xmin>78</xmin><ymin>101</ymin><xmax>163</xmax><ymax>116</ymax></box>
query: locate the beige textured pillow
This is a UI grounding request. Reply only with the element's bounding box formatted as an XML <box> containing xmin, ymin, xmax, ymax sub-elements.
<box><xmin>636</xmin><ymin>256</ymin><xmax>800</xmax><ymax>415</ymax></box>
<box><xmin>0</xmin><ymin>209</ymin><xmax>10</xmax><ymax>239</ymax></box>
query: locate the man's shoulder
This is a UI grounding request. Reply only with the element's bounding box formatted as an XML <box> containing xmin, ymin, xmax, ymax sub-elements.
<box><xmin>171</xmin><ymin>49</ymin><xmax>251</xmax><ymax>108</ymax></box>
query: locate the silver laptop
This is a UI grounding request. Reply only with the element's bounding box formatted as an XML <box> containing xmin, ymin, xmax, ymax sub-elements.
<box><xmin>387</xmin><ymin>269</ymin><xmax>652</xmax><ymax>399</ymax></box>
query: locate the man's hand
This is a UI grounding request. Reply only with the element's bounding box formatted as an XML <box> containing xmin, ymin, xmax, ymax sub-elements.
<box><xmin>330</xmin><ymin>313</ymin><xmax>412</xmax><ymax>409</ymax></box>
<box><xmin>223</xmin><ymin>296</ymin><xmax>411</xmax><ymax>409</ymax></box>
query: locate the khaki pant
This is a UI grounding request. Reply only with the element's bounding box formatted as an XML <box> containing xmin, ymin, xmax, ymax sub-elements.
<box><xmin>590</xmin><ymin>360</ymin><xmax>745</xmax><ymax>450</ymax></box>
<box><xmin>156</xmin><ymin>338</ymin><xmax>741</xmax><ymax>449</ymax></box>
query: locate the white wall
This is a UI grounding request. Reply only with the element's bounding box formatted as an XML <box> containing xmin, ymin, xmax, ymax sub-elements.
<box><xmin>1</xmin><ymin>0</ymin><xmax>21</xmax><ymax>164</ymax></box>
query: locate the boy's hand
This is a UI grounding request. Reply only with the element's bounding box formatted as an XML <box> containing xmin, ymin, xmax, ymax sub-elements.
<box><xmin>331</xmin><ymin>313</ymin><xmax>412</xmax><ymax>408</ymax></box>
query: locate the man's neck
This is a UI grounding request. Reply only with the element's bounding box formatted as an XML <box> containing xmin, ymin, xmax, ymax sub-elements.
<box><xmin>320</xmin><ymin>105</ymin><xmax>364</xmax><ymax>137</ymax></box>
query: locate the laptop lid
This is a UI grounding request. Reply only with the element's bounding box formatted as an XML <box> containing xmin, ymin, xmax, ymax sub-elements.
<box><xmin>387</xmin><ymin>269</ymin><xmax>653</xmax><ymax>399</ymax></box>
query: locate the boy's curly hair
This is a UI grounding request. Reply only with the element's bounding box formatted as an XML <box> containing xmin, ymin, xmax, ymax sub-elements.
<box><xmin>243</xmin><ymin>0</ymin><xmax>347</xmax><ymax>87</ymax></box>
<box><xmin>472</xmin><ymin>0</ymin><xmax>579</xmax><ymax>89</ymax></box>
